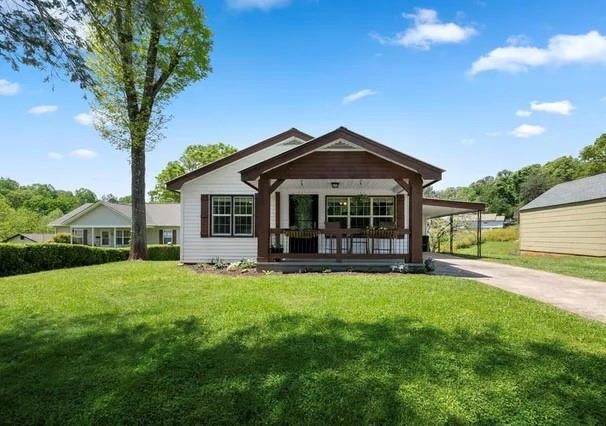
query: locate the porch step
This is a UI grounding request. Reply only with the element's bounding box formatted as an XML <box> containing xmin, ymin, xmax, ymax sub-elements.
<box><xmin>257</xmin><ymin>261</ymin><xmax>427</xmax><ymax>274</ymax></box>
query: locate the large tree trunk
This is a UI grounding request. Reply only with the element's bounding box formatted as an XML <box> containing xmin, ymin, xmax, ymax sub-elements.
<box><xmin>130</xmin><ymin>142</ymin><xmax>148</xmax><ymax>260</ymax></box>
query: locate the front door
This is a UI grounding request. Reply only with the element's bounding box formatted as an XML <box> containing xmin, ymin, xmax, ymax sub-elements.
<box><xmin>100</xmin><ymin>230</ymin><xmax>111</xmax><ymax>247</ymax></box>
<box><xmin>288</xmin><ymin>194</ymin><xmax>318</xmax><ymax>254</ymax></box>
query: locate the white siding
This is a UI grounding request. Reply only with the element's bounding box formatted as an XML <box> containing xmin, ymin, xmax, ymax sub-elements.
<box><xmin>180</xmin><ymin>140</ymin><xmax>301</xmax><ymax>262</ymax></box>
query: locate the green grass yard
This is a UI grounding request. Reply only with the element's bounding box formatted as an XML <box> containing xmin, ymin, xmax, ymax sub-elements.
<box><xmin>1</xmin><ymin>261</ymin><xmax>606</xmax><ymax>423</ymax></box>
<box><xmin>457</xmin><ymin>240</ymin><xmax>606</xmax><ymax>283</ymax></box>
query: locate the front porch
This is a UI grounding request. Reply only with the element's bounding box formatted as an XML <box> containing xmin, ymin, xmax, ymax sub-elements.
<box><xmin>237</xmin><ymin>128</ymin><xmax>484</xmax><ymax>270</ymax></box>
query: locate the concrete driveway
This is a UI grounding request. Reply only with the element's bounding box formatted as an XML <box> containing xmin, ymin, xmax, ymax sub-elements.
<box><xmin>429</xmin><ymin>253</ymin><xmax>606</xmax><ymax>323</ymax></box>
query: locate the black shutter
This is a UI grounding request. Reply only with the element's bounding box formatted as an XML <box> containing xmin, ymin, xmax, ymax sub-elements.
<box><xmin>172</xmin><ymin>229</ymin><xmax>177</xmax><ymax>244</ymax></box>
<box><xmin>159</xmin><ymin>229</ymin><xmax>163</xmax><ymax>244</ymax></box>
<box><xmin>201</xmin><ymin>195</ymin><xmax>210</xmax><ymax>237</ymax></box>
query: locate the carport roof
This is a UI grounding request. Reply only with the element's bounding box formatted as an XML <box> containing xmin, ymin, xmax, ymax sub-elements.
<box><xmin>423</xmin><ymin>198</ymin><xmax>485</xmax><ymax>219</ymax></box>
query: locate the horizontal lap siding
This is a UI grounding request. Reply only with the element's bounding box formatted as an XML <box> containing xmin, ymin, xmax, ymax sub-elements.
<box><xmin>520</xmin><ymin>200</ymin><xmax>606</xmax><ymax>256</ymax></box>
<box><xmin>180</xmin><ymin>143</ymin><xmax>291</xmax><ymax>263</ymax></box>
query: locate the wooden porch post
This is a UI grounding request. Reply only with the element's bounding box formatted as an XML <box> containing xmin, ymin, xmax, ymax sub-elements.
<box><xmin>409</xmin><ymin>174</ymin><xmax>423</xmax><ymax>263</ymax></box>
<box><xmin>256</xmin><ymin>174</ymin><xmax>271</xmax><ymax>262</ymax></box>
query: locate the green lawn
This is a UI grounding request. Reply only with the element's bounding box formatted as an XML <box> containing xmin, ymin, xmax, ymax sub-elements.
<box><xmin>457</xmin><ymin>240</ymin><xmax>606</xmax><ymax>282</ymax></box>
<box><xmin>1</xmin><ymin>262</ymin><xmax>606</xmax><ymax>424</ymax></box>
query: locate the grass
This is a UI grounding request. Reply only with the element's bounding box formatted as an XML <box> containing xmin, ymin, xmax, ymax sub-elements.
<box><xmin>457</xmin><ymin>240</ymin><xmax>606</xmax><ymax>283</ymax></box>
<box><xmin>1</xmin><ymin>262</ymin><xmax>606</xmax><ymax>424</ymax></box>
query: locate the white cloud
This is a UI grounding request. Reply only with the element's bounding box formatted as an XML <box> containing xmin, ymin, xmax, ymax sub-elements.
<box><xmin>0</xmin><ymin>79</ymin><xmax>20</xmax><ymax>95</ymax></box>
<box><xmin>48</xmin><ymin>152</ymin><xmax>63</xmax><ymax>160</ymax></box>
<box><xmin>226</xmin><ymin>0</ymin><xmax>289</xmax><ymax>11</ymax></box>
<box><xmin>470</xmin><ymin>31</ymin><xmax>606</xmax><ymax>75</ymax></box>
<box><xmin>530</xmin><ymin>100</ymin><xmax>574</xmax><ymax>115</ymax></box>
<box><xmin>372</xmin><ymin>8</ymin><xmax>477</xmax><ymax>50</ymax></box>
<box><xmin>342</xmin><ymin>89</ymin><xmax>377</xmax><ymax>104</ymax></box>
<box><xmin>510</xmin><ymin>124</ymin><xmax>546</xmax><ymax>138</ymax></box>
<box><xmin>70</xmin><ymin>149</ymin><xmax>97</xmax><ymax>159</ymax></box>
<box><xmin>461</xmin><ymin>138</ymin><xmax>475</xmax><ymax>145</ymax></box>
<box><xmin>28</xmin><ymin>105</ymin><xmax>58</xmax><ymax>114</ymax></box>
<box><xmin>74</xmin><ymin>112</ymin><xmax>94</xmax><ymax>126</ymax></box>
<box><xmin>516</xmin><ymin>109</ymin><xmax>532</xmax><ymax>117</ymax></box>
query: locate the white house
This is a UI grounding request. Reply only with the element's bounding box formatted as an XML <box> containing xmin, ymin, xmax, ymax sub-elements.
<box><xmin>50</xmin><ymin>201</ymin><xmax>180</xmax><ymax>247</ymax></box>
<box><xmin>167</xmin><ymin>127</ymin><xmax>484</xmax><ymax>268</ymax></box>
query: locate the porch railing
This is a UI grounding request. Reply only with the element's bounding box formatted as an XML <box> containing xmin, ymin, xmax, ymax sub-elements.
<box><xmin>269</xmin><ymin>228</ymin><xmax>410</xmax><ymax>261</ymax></box>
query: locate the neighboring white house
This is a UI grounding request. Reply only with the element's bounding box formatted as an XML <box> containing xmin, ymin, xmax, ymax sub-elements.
<box><xmin>166</xmin><ymin>127</ymin><xmax>483</xmax><ymax>265</ymax></box>
<box><xmin>2</xmin><ymin>233</ymin><xmax>54</xmax><ymax>244</ymax></box>
<box><xmin>50</xmin><ymin>201</ymin><xmax>180</xmax><ymax>247</ymax></box>
<box><xmin>460</xmin><ymin>213</ymin><xmax>505</xmax><ymax>229</ymax></box>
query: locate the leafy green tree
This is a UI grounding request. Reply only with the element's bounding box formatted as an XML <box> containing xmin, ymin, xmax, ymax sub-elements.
<box><xmin>150</xmin><ymin>143</ymin><xmax>237</xmax><ymax>202</ymax></box>
<box><xmin>0</xmin><ymin>0</ymin><xmax>90</xmax><ymax>86</ymax></box>
<box><xmin>85</xmin><ymin>0</ymin><xmax>212</xmax><ymax>259</ymax></box>
<box><xmin>519</xmin><ymin>170</ymin><xmax>555</xmax><ymax>206</ymax></box>
<box><xmin>75</xmin><ymin>188</ymin><xmax>98</xmax><ymax>204</ymax></box>
<box><xmin>580</xmin><ymin>134</ymin><xmax>606</xmax><ymax>176</ymax></box>
<box><xmin>543</xmin><ymin>156</ymin><xmax>583</xmax><ymax>183</ymax></box>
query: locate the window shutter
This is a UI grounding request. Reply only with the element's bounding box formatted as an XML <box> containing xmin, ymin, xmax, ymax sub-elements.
<box><xmin>200</xmin><ymin>194</ymin><xmax>209</xmax><ymax>237</ymax></box>
<box><xmin>396</xmin><ymin>194</ymin><xmax>405</xmax><ymax>234</ymax></box>
<box><xmin>159</xmin><ymin>229</ymin><xmax>163</xmax><ymax>244</ymax></box>
<box><xmin>172</xmin><ymin>229</ymin><xmax>177</xmax><ymax>244</ymax></box>
<box><xmin>83</xmin><ymin>229</ymin><xmax>88</xmax><ymax>245</ymax></box>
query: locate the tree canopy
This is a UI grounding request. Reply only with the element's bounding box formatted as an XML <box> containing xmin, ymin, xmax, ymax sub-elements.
<box><xmin>149</xmin><ymin>143</ymin><xmax>238</xmax><ymax>202</ymax></box>
<box><xmin>0</xmin><ymin>178</ymin><xmax>98</xmax><ymax>240</ymax></box>
<box><xmin>428</xmin><ymin>133</ymin><xmax>606</xmax><ymax>218</ymax></box>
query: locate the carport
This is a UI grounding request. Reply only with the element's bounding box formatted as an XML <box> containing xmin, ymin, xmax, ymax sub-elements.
<box><xmin>422</xmin><ymin>198</ymin><xmax>485</xmax><ymax>257</ymax></box>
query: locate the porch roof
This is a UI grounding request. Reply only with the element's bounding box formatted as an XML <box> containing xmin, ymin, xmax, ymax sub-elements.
<box><xmin>240</xmin><ymin>127</ymin><xmax>444</xmax><ymax>185</ymax></box>
<box><xmin>423</xmin><ymin>198</ymin><xmax>485</xmax><ymax>218</ymax></box>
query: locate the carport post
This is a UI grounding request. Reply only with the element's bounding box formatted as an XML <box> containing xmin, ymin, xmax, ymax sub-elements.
<box><xmin>449</xmin><ymin>215</ymin><xmax>453</xmax><ymax>254</ymax></box>
<box><xmin>476</xmin><ymin>210</ymin><xmax>482</xmax><ymax>258</ymax></box>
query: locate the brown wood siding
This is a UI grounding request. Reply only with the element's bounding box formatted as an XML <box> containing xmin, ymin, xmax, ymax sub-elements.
<box><xmin>265</xmin><ymin>151</ymin><xmax>420</xmax><ymax>180</ymax></box>
<box><xmin>520</xmin><ymin>200</ymin><xmax>606</xmax><ymax>257</ymax></box>
<box><xmin>200</xmin><ymin>194</ymin><xmax>209</xmax><ymax>237</ymax></box>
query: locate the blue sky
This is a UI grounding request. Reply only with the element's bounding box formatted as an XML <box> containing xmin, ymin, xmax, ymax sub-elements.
<box><xmin>1</xmin><ymin>0</ymin><xmax>606</xmax><ymax>197</ymax></box>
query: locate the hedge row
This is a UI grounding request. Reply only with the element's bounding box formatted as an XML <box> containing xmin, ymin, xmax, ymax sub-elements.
<box><xmin>0</xmin><ymin>244</ymin><xmax>180</xmax><ymax>277</ymax></box>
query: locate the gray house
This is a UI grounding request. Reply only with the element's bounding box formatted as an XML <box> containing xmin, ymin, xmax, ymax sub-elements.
<box><xmin>50</xmin><ymin>201</ymin><xmax>180</xmax><ymax>247</ymax></box>
<box><xmin>2</xmin><ymin>233</ymin><xmax>55</xmax><ymax>244</ymax></box>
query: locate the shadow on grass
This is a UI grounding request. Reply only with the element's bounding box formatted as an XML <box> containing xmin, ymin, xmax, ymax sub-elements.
<box><xmin>0</xmin><ymin>313</ymin><xmax>605</xmax><ymax>424</ymax></box>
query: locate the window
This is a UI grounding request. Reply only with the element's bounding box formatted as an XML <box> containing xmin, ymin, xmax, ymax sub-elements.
<box><xmin>326</xmin><ymin>196</ymin><xmax>395</xmax><ymax>228</ymax></box>
<box><xmin>211</xmin><ymin>195</ymin><xmax>254</xmax><ymax>236</ymax></box>
<box><xmin>163</xmin><ymin>230</ymin><xmax>174</xmax><ymax>245</ymax></box>
<box><xmin>116</xmin><ymin>229</ymin><xmax>131</xmax><ymax>246</ymax></box>
<box><xmin>72</xmin><ymin>229</ymin><xmax>84</xmax><ymax>244</ymax></box>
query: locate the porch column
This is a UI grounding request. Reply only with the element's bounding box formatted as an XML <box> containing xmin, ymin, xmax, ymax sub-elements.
<box><xmin>113</xmin><ymin>227</ymin><xmax>117</xmax><ymax>247</ymax></box>
<box><xmin>256</xmin><ymin>174</ymin><xmax>271</xmax><ymax>262</ymax></box>
<box><xmin>408</xmin><ymin>174</ymin><xmax>423</xmax><ymax>263</ymax></box>
<box><xmin>91</xmin><ymin>227</ymin><xmax>95</xmax><ymax>246</ymax></box>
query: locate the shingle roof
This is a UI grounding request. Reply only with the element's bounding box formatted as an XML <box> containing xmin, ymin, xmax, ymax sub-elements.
<box><xmin>50</xmin><ymin>202</ymin><xmax>180</xmax><ymax>226</ymax></box>
<box><xmin>2</xmin><ymin>233</ymin><xmax>55</xmax><ymax>243</ymax></box>
<box><xmin>520</xmin><ymin>173</ymin><xmax>606</xmax><ymax>211</ymax></box>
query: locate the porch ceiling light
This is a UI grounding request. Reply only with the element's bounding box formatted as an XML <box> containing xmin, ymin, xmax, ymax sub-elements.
<box><xmin>331</xmin><ymin>182</ymin><xmax>340</xmax><ymax>189</ymax></box>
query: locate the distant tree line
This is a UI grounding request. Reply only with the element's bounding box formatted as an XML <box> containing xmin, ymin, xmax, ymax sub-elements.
<box><xmin>0</xmin><ymin>178</ymin><xmax>124</xmax><ymax>241</ymax></box>
<box><xmin>425</xmin><ymin>133</ymin><xmax>606</xmax><ymax>218</ymax></box>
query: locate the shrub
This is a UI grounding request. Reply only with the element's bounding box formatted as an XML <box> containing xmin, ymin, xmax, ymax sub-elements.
<box><xmin>0</xmin><ymin>243</ymin><xmax>129</xmax><ymax>277</ymax></box>
<box><xmin>147</xmin><ymin>245</ymin><xmax>180</xmax><ymax>261</ymax></box>
<box><xmin>51</xmin><ymin>233</ymin><xmax>71</xmax><ymax>243</ymax></box>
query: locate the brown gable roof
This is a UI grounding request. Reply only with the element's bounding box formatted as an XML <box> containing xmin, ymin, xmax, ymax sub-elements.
<box><xmin>166</xmin><ymin>128</ymin><xmax>314</xmax><ymax>190</ymax></box>
<box><xmin>240</xmin><ymin>127</ymin><xmax>444</xmax><ymax>182</ymax></box>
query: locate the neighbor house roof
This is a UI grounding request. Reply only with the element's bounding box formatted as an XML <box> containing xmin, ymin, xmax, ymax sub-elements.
<box><xmin>50</xmin><ymin>202</ymin><xmax>180</xmax><ymax>227</ymax></box>
<box><xmin>240</xmin><ymin>127</ymin><xmax>445</xmax><ymax>183</ymax></box>
<box><xmin>520</xmin><ymin>173</ymin><xmax>606</xmax><ymax>211</ymax></box>
<box><xmin>166</xmin><ymin>128</ymin><xmax>314</xmax><ymax>190</ymax></box>
<box><xmin>2</xmin><ymin>233</ymin><xmax>54</xmax><ymax>243</ymax></box>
